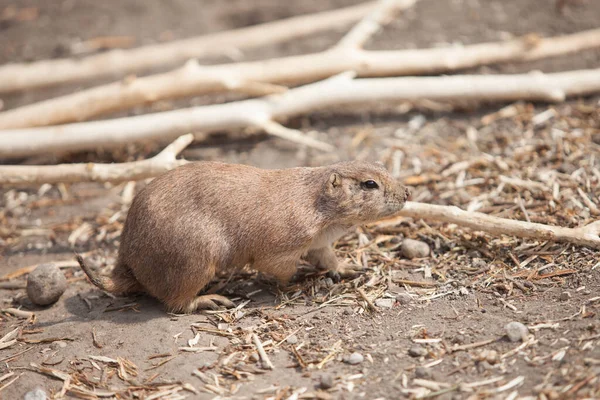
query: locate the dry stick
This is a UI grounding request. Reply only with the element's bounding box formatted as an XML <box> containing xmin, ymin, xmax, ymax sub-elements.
<box><xmin>379</xmin><ymin>201</ymin><xmax>600</xmax><ymax>250</ymax></box>
<box><xmin>0</xmin><ymin>0</ymin><xmax>414</xmax><ymax>129</ymax></box>
<box><xmin>0</xmin><ymin>1</ymin><xmax>380</xmax><ymax>93</ymax></box>
<box><xmin>6</xmin><ymin>24</ymin><xmax>600</xmax><ymax>128</ymax></box>
<box><xmin>2</xmin><ymin>68</ymin><xmax>600</xmax><ymax>158</ymax></box>
<box><xmin>252</xmin><ymin>333</ymin><xmax>274</xmax><ymax>370</ymax></box>
<box><xmin>0</xmin><ymin>134</ymin><xmax>194</xmax><ymax>185</ymax></box>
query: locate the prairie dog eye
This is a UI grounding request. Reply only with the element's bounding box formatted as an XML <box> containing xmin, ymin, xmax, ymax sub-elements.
<box><xmin>361</xmin><ymin>180</ymin><xmax>379</xmax><ymax>190</ymax></box>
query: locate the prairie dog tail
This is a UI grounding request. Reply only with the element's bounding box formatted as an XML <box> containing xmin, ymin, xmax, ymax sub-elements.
<box><xmin>76</xmin><ymin>254</ymin><xmax>143</xmax><ymax>295</ymax></box>
<box><xmin>76</xmin><ymin>254</ymin><xmax>116</xmax><ymax>292</ymax></box>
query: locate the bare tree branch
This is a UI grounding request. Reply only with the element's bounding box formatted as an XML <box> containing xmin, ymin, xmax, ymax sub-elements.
<box><xmin>3</xmin><ymin>25</ymin><xmax>600</xmax><ymax>129</ymax></box>
<box><xmin>0</xmin><ymin>1</ymin><xmax>380</xmax><ymax>93</ymax></box>
<box><xmin>1</xmin><ymin>69</ymin><xmax>598</xmax><ymax>158</ymax></box>
<box><xmin>379</xmin><ymin>202</ymin><xmax>600</xmax><ymax>250</ymax></box>
<box><xmin>0</xmin><ymin>134</ymin><xmax>194</xmax><ymax>185</ymax></box>
<box><xmin>0</xmin><ymin>0</ymin><xmax>415</xmax><ymax>129</ymax></box>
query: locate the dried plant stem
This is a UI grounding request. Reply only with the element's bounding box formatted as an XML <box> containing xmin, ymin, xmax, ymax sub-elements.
<box><xmin>0</xmin><ymin>1</ymin><xmax>381</xmax><ymax>93</ymax></box>
<box><xmin>252</xmin><ymin>333</ymin><xmax>274</xmax><ymax>370</ymax></box>
<box><xmin>6</xmin><ymin>22</ymin><xmax>600</xmax><ymax>128</ymax></box>
<box><xmin>0</xmin><ymin>0</ymin><xmax>414</xmax><ymax>128</ymax></box>
<box><xmin>2</xmin><ymin>68</ymin><xmax>600</xmax><ymax>158</ymax></box>
<box><xmin>0</xmin><ymin>134</ymin><xmax>193</xmax><ymax>185</ymax></box>
<box><xmin>382</xmin><ymin>202</ymin><xmax>600</xmax><ymax>250</ymax></box>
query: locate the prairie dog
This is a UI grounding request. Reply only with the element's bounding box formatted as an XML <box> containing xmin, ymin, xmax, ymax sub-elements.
<box><xmin>78</xmin><ymin>161</ymin><xmax>410</xmax><ymax>313</ymax></box>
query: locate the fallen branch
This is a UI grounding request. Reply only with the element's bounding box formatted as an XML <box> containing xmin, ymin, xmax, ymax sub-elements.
<box><xmin>0</xmin><ymin>134</ymin><xmax>194</xmax><ymax>185</ymax></box>
<box><xmin>1</xmin><ymin>68</ymin><xmax>599</xmax><ymax>158</ymax></box>
<box><xmin>0</xmin><ymin>1</ymin><xmax>380</xmax><ymax>93</ymax></box>
<box><xmin>252</xmin><ymin>333</ymin><xmax>274</xmax><ymax>370</ymax></box>
<box><xmin>0</xmin><ymin>0</ymin><xmax>414</xmax><ymax>128</ymax></box>
<box><xmin>4</xmin><ymin>25</ymin><xmax>600</xmax><ymax>128</ymax></box>
<box><xmin>380</xmin><ymin>202</ymin><xmax>600</xmax><ymax>250</ymax></box>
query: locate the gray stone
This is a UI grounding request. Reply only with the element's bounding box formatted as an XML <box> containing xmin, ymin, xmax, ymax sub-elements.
<box><xmin>320</xmin><ymin>373</ymin><xmax>334</xmax><ymax>389</ymax></box>
<box><xmin>560</xmin><ymin>291</ymin><xmax>571</xmax><ymax>301</ymax></box>
<box><xmin>375</xmin><ymin>298</ymin><xmax>395</xmax><ymax>309</ymax></box>
<box><xmin>400</xmin><ymin>239</ymin><xmax>430</xmax><ymax>259</ymax></box>
<box><xmin>286</xmin><ymin>335</ymin><xmax>298</xmax><ymax>345</ymax></box>
<box><xmin>504</xmin><ymin>321</ymin><xmax>529</xmax><ymax>342</ymax></box>
<box><xmin>344</xmin><ymin>352</ymin><xmax>364</xmax><ymax>365</ymax></box>
<box><xmin>408</xmin><ymin>345</ymin><xmax>428</xmax><ymax>358</ymax></box>
<box><xmin>415</xmin><ymin>367</ymin><xmax>432</xmax><ymax>379</ymax></box>
<box><xmin>24</xmin><ymin>388</ymin><xmax>47</xmax><ymax>400</ymax></box>
<box><xmin>395</xmin><ymin>293</ymin><xmax>413</xmax><ymax>305</ymax></box>
<box><xmin>27</xmin><ymin>264</ymin><xmax>67</xmax><ymax>306</ymax></box>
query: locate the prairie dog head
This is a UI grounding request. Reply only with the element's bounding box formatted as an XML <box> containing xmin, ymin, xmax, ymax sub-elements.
<box><xmin>319</xmin><ymin>161</ymin><xmax>410</xmax><ymax>223</ymax></box>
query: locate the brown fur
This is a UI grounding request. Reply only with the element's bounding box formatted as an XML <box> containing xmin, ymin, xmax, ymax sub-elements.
<box><xmin>78</xmin><ymin>161</ymin><xmax>409</xmax><ymax>313</ymax></box>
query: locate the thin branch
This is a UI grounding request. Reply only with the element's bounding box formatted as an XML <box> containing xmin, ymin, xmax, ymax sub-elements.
<box><xmin>3</xmin><ymin>25</ymin><xmax>600</xmax><ymax>128</ymax></box>
<box><xmin>375</xmin><ymin>202</ymin><xmax>600</xmax><ymax>250</ymax></box>
<box><xmin>1</xmin><ymin>69</ymin><xmax>599</xmax><ymax>158</ymax></box>
<box><xmin>0</xmin><ymin>134</ymin><xmax>194</xmax><ymax>185</ymax></box>
<box><xmin>0</xmin><ymin>1</ymin><xmax>380</xmax><ymax>93</ymax></box>
<box><xmin>0</xmin><ymin>0</ymin><xmax>414</xmax><ymax>129</ymax></box>
<box><xmin>335</xmin><ymin>0</ymin><xmax>410</xmax><ymax>49</ymax></box>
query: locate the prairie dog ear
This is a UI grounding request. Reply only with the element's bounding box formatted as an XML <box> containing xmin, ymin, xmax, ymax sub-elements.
<box><xmin>329</xmin><ymin>172</ymin><xmax>342</xmax><ymax>188</ymax></box>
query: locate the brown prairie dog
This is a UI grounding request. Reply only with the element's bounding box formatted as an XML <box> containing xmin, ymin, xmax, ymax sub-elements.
<box><xmin>78</xmin><ymin>161</ymin><xmax>410</xmax><ymax>313</ymax></box>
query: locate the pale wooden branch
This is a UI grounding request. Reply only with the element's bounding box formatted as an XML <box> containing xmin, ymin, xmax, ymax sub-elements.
<box><xmin>0</xmin><ymin>0</ymin><xmax>414</xmax><ymax>129</ymax></box>
<box><xmin>0</xmin><ymin>134</ymin><xmax>194</xmax><ymax>185</ymax></box>
<box><xmin>0</xmin><ymin>1</ymin><xmax>379</xmax><ymax>93</ymax></box>
<box><xmin>3</xmin><ymin>25</ymin><xmax>600</xmax><ymax>129</ymax></box>
<box><xmin>335</xmin><ymin>0</ymin><xmax>408</xmax><ymax>49</ymax></box>
<box><xmin>1</xmin><ymin>69</ymin><xmax>599</xmax><ymax>158</ymax></box>
<box><xmin>376</xmin><ymin>202</ymin><xmax>600</xmax><ymax>250</ymax></box>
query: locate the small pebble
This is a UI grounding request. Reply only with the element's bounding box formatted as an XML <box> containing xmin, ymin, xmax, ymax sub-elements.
<box><xmin>414</xmin><ymin>367</ymin><xmax>432</xmax><ymax>379</ymax></box>
<box><xmin>560</xmin><ymin>291</ymin><xmax>571</xmax><ymax>301</ymax></box>
<box><xmin>27</xmin><ymin>263</ymin><xmax>67</xmax><ymax>306</ymax></box>
<box><xmin>24</xmin><ymin>388</ymin><xmax>47</xmax><ymax>400</ymax></box>
<box><xmin>286</xmin><ymin>335</ymin><xmax>298</xmax><ymax>345</ymax></box>
<box><xmin>344</xmin><ymin>352</ymin><xmax>364</xmax><ymax>365</ymax></box>
<box><xmin>374</xmin><ymin>298</ymin><xmax>395</xmax><ymax>309</ymax></box>
<box><xmin>504</xmin><ymin>321</ymin><xmax>529</xmax><ymax>342</ymax></box>
<box><xmin>477</xmin><ymin>360</ymin><xmax>493</xmax><ymax>373</ymax></box>
<box><xmin>400</xmin><ymin>239</ymin><xmax>430</xmax><ymax>259</ymax></box>
<box><xmin>320</xmin><ymin>373</ymin><xmax>334</xmax><ymax>389</ymax></box>
<box><xmin>452</xmin><ymin>334</ymin><xmax>465</xmax><ymax>345</ymax></box>
<box><xmin>408</xmin><ymin>345</ymin><xmax>427</xmax><ymax>358</ymax></box>
<box><xmin>395</xmin><ymin>293</ymin><xmax>412</xmax><ymax>305</ymax></box>
<box><xmin>250</xmin><ymin>352</ymin><xmax>260</xmax><ymax>362</ymax></box>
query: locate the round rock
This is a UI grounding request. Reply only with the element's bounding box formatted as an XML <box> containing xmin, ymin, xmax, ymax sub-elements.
<box><xmin>504</xmin><ymin>321</ymin><xmax>529</xmax><ymax>342</ymax></box>
<box><xmin>286</xmin><ymin>335</ymin><xmax>298</xmax><ymax>345</ymax></box>
<box><xmin>400</xmin><ymin>239</ymin><xmax>430</xmax><ymax>259</ymax></box>
<box><xmin>415</xmin><ymin>367</ymin><xmax>433</xmax><ymax>379</ymax></box>
<box><xmin>320</xmin><ymin>373</ymin><xmax>334</xmax><ymax>389</ymax></box>
<box><xmin>24</xmin><ymin>388</ymin><xmax>47</xmax><ymax>400</ymax></box>
<box><xmin>408</xmin><ymin>345</ymin><xmax>428</xmax><ymax>358</ymax></box>
<box><xmin>27</xmin><ymin>264</ymin><xmax>67</xmax><ymax>306</ymax></box>
<box><xmin>343</xmin><ymin>352</ymin><xmax>364</xmax><ymax>365</ymax></box>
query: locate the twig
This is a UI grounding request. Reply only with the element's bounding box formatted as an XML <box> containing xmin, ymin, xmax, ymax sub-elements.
<box><xmin>449</xmin><ymin>337</ymin><xmax>498</xmax><ymax>353</ymax></box>
<box><xmin>357</xmin><ymin>288</ymin><xmax>379</xmax><ymax>311</ymax></box>
<box><xmin>2</xmin><ymin>308</ymin><xmax>34</xmax><ymax>319</ymax></box>
<box><xmin>2</xmin><ymin>68</ymin><xmax>600</xmax><ymax>158</ymax></box>
<box><xmin>1</xmin><ymin>259</ymin><xmax>83</xmax><ymax>280</ymax></box>
<box><xmin>0</xmin><ymin>134</ymin><xmax>193</xmax><ymax>185</ymax></box>
<box><xmin>252</xmin><ymin>333</ymin><xmax>274</xmax><ymax>370</ymax></box>
<box><xmin>0</xmin><ymin>1</ymin><xmax>380</xmax><ymax>93</ymax></box>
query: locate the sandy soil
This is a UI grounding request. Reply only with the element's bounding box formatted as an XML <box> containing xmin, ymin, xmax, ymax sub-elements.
<box><xmin>1</xmin><ymin>0</ymin><xmax>600</xmax><ymax>399</ymax></box>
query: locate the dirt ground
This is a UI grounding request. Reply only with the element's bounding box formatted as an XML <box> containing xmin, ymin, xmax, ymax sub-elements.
<box><xmin>1</xmin><ymin>0</ymin><xmax>600</xmax><ymax>399</ymax></box>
